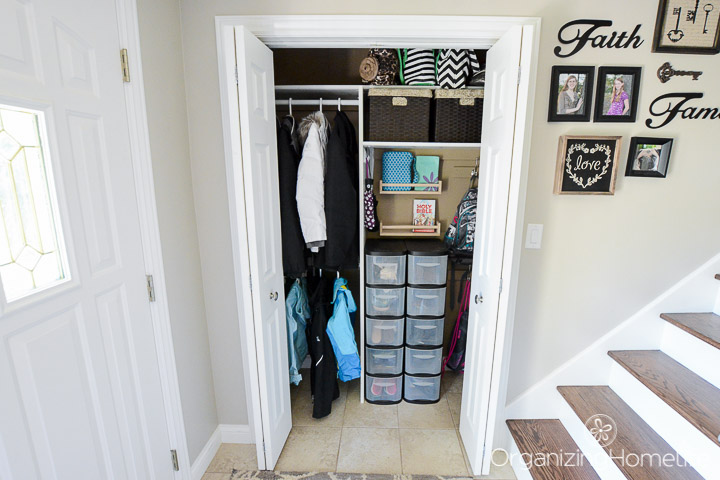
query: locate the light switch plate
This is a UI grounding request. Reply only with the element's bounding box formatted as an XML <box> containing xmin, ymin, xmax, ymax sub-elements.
<box><xmin>525</xmin><ymin>224</ymin><xmax>543</xmax><ymax>249</ymax></box>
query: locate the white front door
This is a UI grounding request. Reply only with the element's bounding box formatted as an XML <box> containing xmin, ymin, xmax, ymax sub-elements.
<box><xmin>234</xmin><ymin>26</ymin><xmax>292</xmax><ymax>470</ymax></box>
<box><xmin>460</xmin><ymin>26</ymin><xmax>523</xmax><ymax>476</ymax></box>
<box><xmin>0</xmin><ymin>0</ymin><xmax>173</xmax><ymax>479</ymax></box>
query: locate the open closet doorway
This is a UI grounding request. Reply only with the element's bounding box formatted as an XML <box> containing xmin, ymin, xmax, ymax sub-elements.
<box><xmin>216</xmin><ymin>15</ymin><xmax>539</xmax><ymax>477</ymax></box>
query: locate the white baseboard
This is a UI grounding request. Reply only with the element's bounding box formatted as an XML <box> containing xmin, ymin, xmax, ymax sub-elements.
<box><xmin>219</xmin><ymin>424</ymin><xmax>253</xmax><ymax>444</ymax></box>
<box><xmin>190</xmin><ymin>426</ymin><xmax>222</xmax><ymax>480</ymax></box>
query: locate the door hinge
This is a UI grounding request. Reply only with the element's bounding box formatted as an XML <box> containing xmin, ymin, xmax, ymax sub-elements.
<box><xmin>262</xmin><ymin>442</ymin><xmax>266</xmax><ymax>455</ymax></box>
<box><xmin>170</xmin><ymin>449</ymin><xmax>179</xmax><ymax>471</ymax></box>
<box><xmin>499</xmin><ymin>277</ymin><xmax>504</xmax><ymax>294</ymax></box>
<box><xmin>517</xmin><ymin>66</ymin><xmax>521</xmax><ymax>85</ymax></box>
<box><xmin>249</xmin><ymin>274</ymin><xmax>253</xmax><ymax>293</ymax></box>
<box><xmin>235</xmin><ymin>66</ymin><xmax>239</xmax><ymax>85</ymax></box>
<box><xmin>120</xmin><ymin>48</ymin><xmax>131</xmax><ymax>83</ymax></box>
<box><xmin>146</xmin><ymin>275</ymin><xmax>156</xmax><ymax>302</ymax></box>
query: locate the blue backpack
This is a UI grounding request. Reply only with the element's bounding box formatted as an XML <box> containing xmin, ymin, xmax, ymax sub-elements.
<box><xmin>444</xmin><ymin>187</ymin><xmax>477</xmax><ymax>256</ymax></box>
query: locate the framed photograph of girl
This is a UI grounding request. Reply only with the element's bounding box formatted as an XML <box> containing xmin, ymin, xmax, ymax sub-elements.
<box><xmin>594</xmin><ymin>66</ymin><xmax>642</xmax><ymax>123</ymax></box>
<box><xmin>548</xmin><ymin>66</ymin><xmax>595</xmax><ymax>122</ymax></box>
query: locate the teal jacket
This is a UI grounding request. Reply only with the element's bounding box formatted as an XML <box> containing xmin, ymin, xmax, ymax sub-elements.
<box><xmin>326</xmin><ymin>278</ymin><xmax>361</xmax><ymax>381</ymax></box>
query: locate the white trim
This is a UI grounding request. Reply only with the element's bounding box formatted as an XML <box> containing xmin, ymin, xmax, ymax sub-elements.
<box><xmin>190</xmin><ymin>427</ymin><xmax>222</xmax><ymax>480</ymax></box>
<box><xmin>116</xmin><ymin>0</ymin><xmax>190</xmax><ymax>478</ymax></box>
<box><xmin>215</xmin><ymin>14</ymin><xmax>541</xmax><ymax>471</ymax></box>
<box><xmin>219</xmin><ymin>424</ymin><xmax>253</xmax><ymax>444</ymax></box>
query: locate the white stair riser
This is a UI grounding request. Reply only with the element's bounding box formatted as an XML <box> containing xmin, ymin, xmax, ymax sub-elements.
<box><xmin>662</xmin><ymin>323</ymin><xmax>720</xmax><ymax>389</ymax></box>
<box><xmin>609</xmin><ymin>363</ymin><xmax>720</xmax><ymax>479</ymax></box>
<box><xmin>507</xmin><ymin>436</ymin><xmax>534</xmax><ymax>480</ymax></box>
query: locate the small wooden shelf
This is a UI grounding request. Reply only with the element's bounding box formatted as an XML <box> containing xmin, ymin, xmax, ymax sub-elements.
<box><xmin>379</xmin><ymin>222</ymin><xmax>442</xmax><ymax>237</ymax></box>
<box><xmin>364</xmin><ymin>141</ymin><xmax>482</xmax><ymax>149</ymax></box>
<box><xmin>379</xmin><ymin>181</ymin><xmax>442</xmax><ymax>195</ymax></box>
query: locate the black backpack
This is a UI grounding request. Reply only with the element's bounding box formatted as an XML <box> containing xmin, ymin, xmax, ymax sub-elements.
<box><xmin>444</xmin><ymin>187</ymin><xmax>477</xmax><ymax>256</ymax></box>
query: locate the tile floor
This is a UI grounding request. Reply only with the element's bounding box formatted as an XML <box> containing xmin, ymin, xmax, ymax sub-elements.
<box><xmin>203</xmin><ymin>371</ymin><xmax>516</xmax><ymax>479</ymax></box>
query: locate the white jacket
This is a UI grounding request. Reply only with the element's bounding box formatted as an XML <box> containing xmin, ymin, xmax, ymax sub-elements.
<box><xmin>296</xmin><ymin>112</ymin><xmax>328</xmax><ymax>250</ymax></box>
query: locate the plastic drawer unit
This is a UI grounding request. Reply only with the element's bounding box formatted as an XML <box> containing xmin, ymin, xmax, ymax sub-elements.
<box><xmin>406</xmin><ymin>286</ymin><xmax>446</xmax><ymax>317</ymax></box>
<box><xmin>365</xmin><ymin>240</ymin><xmax>407</xmax><ymax>286</ymax></box>
<box><xmin>366</xmin><ymin>286</ymin><xmax>406</xmax><ymax>317</ymax></box>
<box><xmin>365</xmin><ymin>374</ymin><xmax>402</xmax><ymax>404</ymax></box>
<box><xmin>365</xmin><ymin>346</ymin><xmax>404</xmax><ymax>375</ymax></box>
<box><xmin>406</xmin><ymin>240</ymin><xmax>448</xmax><ymax>286</ymax></box>
<box><xmin>405</xmin><ymin>316</ymin><xmax>444</xmax><ymax>347</ymax></box>
<box><xmin>403</xmin><ymin>374</ymin><xmax>441</xmax><ymax>403</ymax></box>
<box><xmin>404</xmin><ymin>346</ymin><xmax>443</xmax><ymax>375</ymax></box>
<box><xmin>365</xmin><ymin>316</ymin><xmax>405</xmax><ymax>347</ymax></box>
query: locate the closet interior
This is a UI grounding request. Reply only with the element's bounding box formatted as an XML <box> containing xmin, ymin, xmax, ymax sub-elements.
<box><xmin>272</xmin><ymin>47</ymin><xmax>487</xmax><ymax>473</ymax></box>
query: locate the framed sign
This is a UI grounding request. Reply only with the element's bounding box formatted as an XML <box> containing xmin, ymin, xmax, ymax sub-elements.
<box><xmin>554</xmin><ymin>135</ymin><xmax>622</xmax><ymax>195</ymax></box>
<box><xmin>594</xmin><ymin>67</ymin><xmax>642</xmax><ymax>123</ymax></box>
<box><xmin>653</xmin><ymin>0</ymin><xmax>720</xmax><ymax>54</ymax></box>
<box><xmin>625</xmin><ymin>137</ymin><xmax>674</xmax><ymax>177</ymax></box>
<box><xmin>548</xmin><ymin>65</ymin><xmax>595</xmax><ymax>122</ymax></box>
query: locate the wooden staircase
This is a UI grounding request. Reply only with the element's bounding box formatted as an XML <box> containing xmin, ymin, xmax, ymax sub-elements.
<box><xmin>508</xmin><ymin>273</ymin><xmax>720</xmax><ymax>479</ymax></box>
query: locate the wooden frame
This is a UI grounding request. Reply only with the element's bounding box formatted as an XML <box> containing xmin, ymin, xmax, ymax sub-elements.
<box><xmin>625</xmin><ymin>136</ymin><xmax>674</xmax><ymax>178</ymax></box>
<box><xmin>547</xmin><ymin>65</ymin><xmax>594</xmax><ymax>122</ymax></box>
<box><xmin>379</xmin><ymin>222</ymin><xmax>442</xmax><ymax>237</ymax></box>
<box><xmin>554</xmin><ymin>135</ymin><xmax>622</xmax><ymax>195</ymax></box>
<box><xmin>593</xmin><ymin>66</ymin><xmax>642</xmax><ymax>123</ymax></box>
<box><xmin>379</xmin><ymin>180</ymin><xmax>443</xmax><ymax>194</ymax></box>
<box><xmin>652</xmin><ymin>0</ymin><xmax>720</xmax><ymax>54</ymax></box>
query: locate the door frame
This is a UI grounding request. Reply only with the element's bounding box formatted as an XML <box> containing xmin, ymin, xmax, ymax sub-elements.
<box><xmin>114</xmin><ymin>0</ymin><xmax>190</xmax><ymax>477</ymax></box>
<box><xmin>215</xmin><ymin>14</ymin><xmax>541</xmax><ymax>472</ymax></box>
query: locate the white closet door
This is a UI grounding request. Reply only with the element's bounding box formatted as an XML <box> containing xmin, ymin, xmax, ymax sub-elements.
<box><xmin>234</xmin><ymin>26</ymin><xmax>291</xmax><ymax>470</ymax></box>
<box><xmin>459</xmin><ymin>25</ymin><xmax>523</xmax><ymax>476</ymax></box>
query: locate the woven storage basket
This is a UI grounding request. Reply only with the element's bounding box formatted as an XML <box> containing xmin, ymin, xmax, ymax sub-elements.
<box><xmin>433</xmin><ymin>89</ymin><xmax>484</xmax><ymax>143</ymax></box>
<box><xmin>368</xmin><ymin>88</ymin><xmax>432</xmax><ymax>142</ymax></box>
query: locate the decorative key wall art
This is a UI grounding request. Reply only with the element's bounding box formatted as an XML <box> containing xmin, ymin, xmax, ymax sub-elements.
<box><xmin>554</xmin><ymin>135</ymin><xmax>622</xmax><ymax>195</ymax></box>
<box><xmin>653</xmin><ymin>0</ymin><xmax>720</xmax><ymax>54</ymax></box>
<box><xmin>594</xmin><ymin>67</ymin><xmax>643</xmax><ymax>123</ymax></box>
<box><xmin>657</xmin><ymin>62</ymin><xmax>703</xmax><ymax>82</ymax></box>
<box><xmin>548</xmin><ymin>66</ymin><xmax>595</xmax><ymax>122</ymax></box>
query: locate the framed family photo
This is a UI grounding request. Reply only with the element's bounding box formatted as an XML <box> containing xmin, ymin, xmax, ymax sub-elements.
<box><xmin>593</xmin><ymin>67</ymin><xmax>642</xmax><ymax>123</ymax></box>
<box><xmin>625</xmin><ymin>137</ymin><xmax>674</xmax><ymax>178</ymax></box>
<box><xmin>548</xmin><ymin>66</ymin><xmax>594</xmax><ymax>122</ymax></box>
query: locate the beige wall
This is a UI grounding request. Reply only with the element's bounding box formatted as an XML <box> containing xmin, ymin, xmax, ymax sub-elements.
<box><xmin>136</xmin><ymin>0</ymin><xmax>219</xmax><ymax>462</ymax></box>
<box><xmin>157</xmin><ymin>0</ymin><xmax>720</xmax><ymax>431</ymax></box>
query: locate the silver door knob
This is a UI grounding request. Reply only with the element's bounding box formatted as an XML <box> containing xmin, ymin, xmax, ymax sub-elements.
<box><xmin>270</xmin><ymin>291</ymin><xmax>278</xmax><ymax>301</ymax></box>
<box><xmin>475</xmin><ymin>294</ymin><xmax>483</xmax><ymax>304</ymax></box>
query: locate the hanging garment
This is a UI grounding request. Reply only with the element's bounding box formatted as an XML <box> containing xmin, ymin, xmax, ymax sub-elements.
<box><xmin>326</xmin><ymin>277</ymin><xmax>361</xmax><ymax>382</ymax></box>
<box><xmin>285</xmin><ymin>278</ymin><xmax>310</xmax><ymax>385</ymax></box>
<box><xmin>317</xmin><ymin>111</ymin><xmax>359</xmax><ymax>270</ymax></box>
<box><xmin>296</xmin><ymin>112</ymin><xmax>329</xmax><ymax>252</ymax></box>
<box><xmin>277</xmin><ymin>117</ymin><xmax>307</xmax><ymax>277</ymax></box>
<box><xmin>307</xmin><ymin>277</ymin><xmax>340</xmax><ymax>418</ymax></box>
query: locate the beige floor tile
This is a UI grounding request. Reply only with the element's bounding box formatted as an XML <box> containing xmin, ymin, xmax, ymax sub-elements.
<box><xmin>292</xmin><ymin>380</ymin><xmax>347</xmax><ymax>427</ymax></box>
<box><xmin>399</xmin><ymin>428</ymin><xmax>468</xmax><ymax>475</ymax></box>
<box><xmin>274</xmin><ymin>425</ymin><xmax>342</xmax><ymax>472</ymax></box>
<box><xmin>336</xmin><ymin>427</ymin><xmax>402</xmax><ymax>474</ymax></box>
<box><xmin>205</xmin><ymin>444</ymin><xmax>258</xmax><ymax>473</ymax></box>
<box><xmin>457</xmin><ymin>433</ymin><xmax>517</xmax><ymax>480</ymax></box>
<box><xmin>447</xmin><ymin>393</ymin><xmax>462</xmax><ymax>428</ymax></box>
<box><xmin>442</xmin><ymin>371</ymin><xmax>464</xmax><ymax>395</ymax></box>
<box><xmin>343</xmin><ymin>381</ymin><xmax>399</xmax><ymax>428</ymax></box>
<box><xmin>398</xmin><ymin>400</ymin><xmax>454</xmax><ymax>429</ymax></box>
<box><xmin>201</xmin><ymin>474</ymin><xmax>232</xmax><ymax>480</ymax></box>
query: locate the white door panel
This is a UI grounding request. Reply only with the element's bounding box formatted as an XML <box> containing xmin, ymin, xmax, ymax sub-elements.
<box><xmin>234</xmin><ymin>26</ymin><xmax>292</xmax><ymax>470</ymax></box>
<box><xmin>0</xmin><ymin>0</ymin><xmax>172</xmax><ymax>479</ymax></box>
<box><xmin>460</xmin><ymin>25</ymin><xmax>523</xmax><ymax>477</ymax></box>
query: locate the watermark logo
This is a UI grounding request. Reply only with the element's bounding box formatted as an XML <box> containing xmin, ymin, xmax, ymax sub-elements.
<box><xmin>585</xmin><ymin>414</ymin><xmax>617</xmax><ymax>447</ymax></box>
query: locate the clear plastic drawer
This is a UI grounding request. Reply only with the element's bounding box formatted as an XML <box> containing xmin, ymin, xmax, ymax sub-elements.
<box><xmin>404</xmin><ymin>374</ymin><xmax>441</xmax><ymax>403</ymax></box>
<box><xmin>366</xmin><ymin>255</ymin><xmax>406</xmax><ymax>286</ymax></box>
<box><xmin>366</xmin><ymin>287</ymin><xmax>406</xmax><ymax>317</ymax></box>
<box><xmin>406</xmin><ymin>316</ymin><xmax>444</xmax><ymax>347</ymax></box>
<box><xmin>365</xmin><ymin>347</ymin><xmax>404</xmax><ymax>375</ymax></box>
<box><xmin>365</xmin><ymin>317</ymin><xmax>404</xmax><ymax>347</ymax></box>
<box><xmin>404</xmin><ymin>346</ymin><xmax>443</xmax><ymax>375</ymax></box>
<box><xmin>406</xmin><ymin>286</ymin><xmax>445</xmax><ymax>317</ymax></box>
<box><xmin>407</xmin><ymin>255</ymin><xmax>447</xmax><ymax>286</ymax></box>
<box><xmin>366</xmin><ymin>374</ymin><xmax>402</xmax><ymax>404</ymax></box>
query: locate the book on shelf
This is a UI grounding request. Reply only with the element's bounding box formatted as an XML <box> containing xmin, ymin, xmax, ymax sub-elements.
<box><xmin>413</xmin><ymin>199</ymin><xmax>436</xmax><ymax>233</ymax></box>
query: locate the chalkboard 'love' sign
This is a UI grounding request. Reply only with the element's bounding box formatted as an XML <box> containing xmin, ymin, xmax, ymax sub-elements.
<box><xmin>554</xmin><ymin>136</ymin><xmax>622</xmax><ymax>195</ymax></box>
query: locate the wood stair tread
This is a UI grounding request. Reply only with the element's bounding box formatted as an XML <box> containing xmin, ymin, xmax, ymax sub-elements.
<box><xmin>507</xmin><ymin>419</ymin><xmax>600</xmax><ymax>480</ymax></box>
<box><xmin>609</xmin><ymin>350</ymin><xmax>720</xmax><ymax>447</ymax></box>
<box><xmin>661</xmin><ymin>312</ymin><xmax>720</xmax><ymax>350</ymax></box>
<box><xmin>558</xmin><ymin>385</ymin><xmax>702</xmax><ymax>480</ymax></box>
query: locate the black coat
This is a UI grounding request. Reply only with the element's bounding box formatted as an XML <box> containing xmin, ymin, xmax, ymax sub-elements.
<box><xmin>317</xmin><ymin>111</ymin><xmax>359</xmax><ymax>270</ymax></box>
<box><xmin>277</xmin><ymin>117</ymin><xmax>307</xmax><ymax>277</ymax></box>
<box><xmin>307</xmin><ymin>277</ymin><xmax>340</xmax><ymax>418</ymax></box>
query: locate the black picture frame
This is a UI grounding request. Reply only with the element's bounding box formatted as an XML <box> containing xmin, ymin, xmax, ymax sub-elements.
<box><xmin>625</xmin><ymin>137</ymin><xmax>673</xmax><ymax>178</ymax></box>
<box><xmin>548</xmin><ymin>66</ymin><xmax>595</xmax><ymax>122</ymax></box>
<box><xmin>652</xmin><ymin>0</ymin><xmax>720</xmax><ymax>55</ymax></box>
<box><xmin>594</xmin><ymin>66</ymin><xmax>642</xmax><ymax>123</ymax></box>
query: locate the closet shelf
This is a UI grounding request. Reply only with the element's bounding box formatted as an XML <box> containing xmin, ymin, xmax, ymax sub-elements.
<box><xmin>379</xmin><ymin>222</ymin><xmax>442</xmax><ymax>238</ymax></box>
<box><xmin>364</xmin><ymin>141</ymin><xmax>482</xmax><ymax>149</ymax></box>
<box><xmin>379</xmin><ymin>181</ymin><xmax>442</xmax><ymax>195</ymax></box>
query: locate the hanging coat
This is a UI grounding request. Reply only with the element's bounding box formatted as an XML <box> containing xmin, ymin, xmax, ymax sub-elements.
<box><xmin>285</xmin><ymin>278</ymin><xmax>310</xmax><ymax>385</ymax></box>
<box><xmin>277</xmin><ymin>117</ymin><xmax>307</xmax><ymax>277</ymax></box>
<box><xmin>307</xmin><ymin>277</ymin><xmax>340</xmax><ymax>418</ymax></box>
<box><xmin>317</xmin><ymin>111</ymin><xmax>359</xmax><ymax>269</ymax></box>
<box><xmin>296</xmin><ymin>112</ymin><xmax>329</xmax><ymax>251</ymax></box>
<box><xmin>326</xmin><ymin>277</ymin><xmax>361</xmax><ymax>382</ymax></box>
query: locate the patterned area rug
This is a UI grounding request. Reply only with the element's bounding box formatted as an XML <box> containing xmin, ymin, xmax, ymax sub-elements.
<box><xmin>229</xmin><ymin>471</ymin><xmax>473</xmax><ymax>480</ymax></box>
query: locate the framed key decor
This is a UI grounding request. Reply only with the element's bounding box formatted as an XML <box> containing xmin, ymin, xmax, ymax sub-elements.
<box><xmin>554</xmin><ymin>135</ymin><xmax>622</xmax><ymax>195</ymax></box>
<box><xmin>653</xmin><ymin>0</ymin><xmax>720</xmax><ymax>54</ymax></box>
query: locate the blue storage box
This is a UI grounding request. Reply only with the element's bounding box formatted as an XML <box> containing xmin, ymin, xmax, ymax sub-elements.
<box><xmin>382</xmin><ymin>151</ymin><xmax>414</xmax><ymax>191</ymax></box>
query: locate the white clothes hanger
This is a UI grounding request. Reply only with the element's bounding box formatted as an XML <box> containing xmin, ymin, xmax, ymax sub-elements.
<box><xmin>337</xmin><ymin>97</ymin><xmax>341</xmax><ymax>111</ymax></box>
<box><xmin>319</xmin><ymin>97</ymin><xmax>323</xmax><ymax>113</ymax></box>
<box><xmin>288</xmin><ymin>97</ymin><xmax>293</xmax><ymax>117</ymax></box>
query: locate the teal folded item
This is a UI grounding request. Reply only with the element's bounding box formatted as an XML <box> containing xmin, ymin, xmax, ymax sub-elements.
<box><xmin>413</xmin><ymin>156</ymin><xmax>440</xmax><ymax>191</ymax></box>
